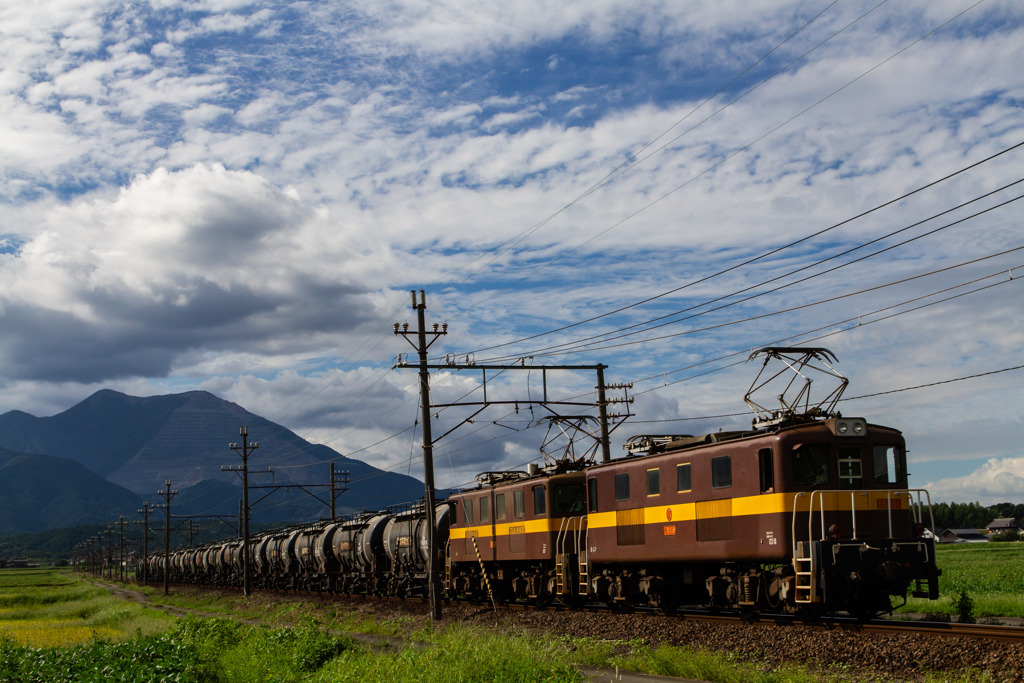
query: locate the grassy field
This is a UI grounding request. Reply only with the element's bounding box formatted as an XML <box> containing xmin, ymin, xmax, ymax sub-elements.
<box><xmin>903</xmin><ymin>542</ymin><xmax>1024</xmax><ymax>619</ymax></box>
<box><xmin>0</xmin><ymin>568</ymin><xmax>829</xmax><ymax>682</ymax></box>
<box><xmin>0</xmin><ymin>568</ymin><xmax>172</xmax><ymax>648</ymax></box>
<box><xmin>2</xmin><ymin>550</ymin><xmax>1018</xmax><ymax>682</ymax></box>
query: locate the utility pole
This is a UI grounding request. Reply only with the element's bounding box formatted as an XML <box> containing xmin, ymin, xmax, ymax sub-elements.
<box><xmin>394</xmin><ymin>289</ymin><xmax>447</xmax><ymax>621</ymax></box>
<box><xmin>106</xmin><ymin>525</ymin><xmax>114</xmax><ymax>579</ymax></box>
<box><xmin>118</xmin><ymin>516</ymin><xmax>126</xmax><ymax>582</ymax></box>
<box><xmin>226</xmin><ymin>427</ymin><xmax>258</xmax><ymax>597</ymax></box>
<box><xmin>157</xmin><ymin>479</ymin><xmax>178</xmax><ymax>595</ymax></box>
<box><xmin>329</xmin><ymin>464</ymin><xmax>349</xmax><ymax>519</ymax></box>
<box><xmin>138</xmin><ymin>502</ymin><xmax>151</xmax><ymax>584</ymax></box>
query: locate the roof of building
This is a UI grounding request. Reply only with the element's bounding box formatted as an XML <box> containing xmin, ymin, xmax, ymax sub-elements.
<box><xmin>986</xmin><ymin>518</ymin><xmax>1020</xmax><ymax>530</ymax></box>
<box><xmin>938</xmin><ymin>528</ymin><xmax>990</xmax><ymax>542</ymax></box>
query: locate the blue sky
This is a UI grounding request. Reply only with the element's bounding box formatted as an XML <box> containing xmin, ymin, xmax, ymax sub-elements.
<box><xmin>1</xmin><ymin>0</ymin><xmax>1022</xmax><ymax>503</ymax></box>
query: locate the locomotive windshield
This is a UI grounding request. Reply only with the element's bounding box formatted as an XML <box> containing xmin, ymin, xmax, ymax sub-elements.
<box><xmin>792</xmin><ymin>443</ymin><xmax>830</xmax><ymax>487</ymax></box>
<box><xmin>553</xmin><ymin>484</ymin><xmax>585</xmax><ymax>515</ymax></box>
<box><xmin>873</xmin><ymin>445</ymin><xmax>902</xmax><ymax>485</ymax></box>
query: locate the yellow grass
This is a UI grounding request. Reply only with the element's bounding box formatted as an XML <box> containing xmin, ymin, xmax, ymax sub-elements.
<box><xmin>0</xmin><ymin>619</ymin><xmax>121</xmax><ymax>647</ymax></box>
<box><xmin>0</xmin><ymin>569</ymin><xmax>172</xmax><ymax>648</ymax></box>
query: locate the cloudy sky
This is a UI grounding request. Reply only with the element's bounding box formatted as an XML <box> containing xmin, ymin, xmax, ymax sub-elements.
<box><xmin>1</xmin><ymin>0</ymin><xmax>1022</xmax><ymax>504</ymax></box>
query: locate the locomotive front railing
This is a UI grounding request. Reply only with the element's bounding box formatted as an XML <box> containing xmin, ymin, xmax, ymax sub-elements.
<box><xmin>792</xmin><ymin>488</ymin><xmax>936</xmax><ymax>552</ymax></box>
<box><xmin>790</xmin><ymin>488</ymin><xmax>935</xmax><ymax>605</ymax></box>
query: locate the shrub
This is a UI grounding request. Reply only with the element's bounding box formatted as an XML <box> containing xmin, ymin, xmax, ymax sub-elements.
<box><xmin>956</xmin><ymin>591</ymin><xmax>975</xmax><ymax>624</ymax></box>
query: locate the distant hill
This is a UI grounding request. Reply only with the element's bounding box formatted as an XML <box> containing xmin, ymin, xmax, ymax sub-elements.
<box><xmin>0</xmin><ymin>447</ymin><xmax>142</xmax><ymax>535</ymax></box>
<box><xmin>0</xmin><ymin>390</ymin><xmax>426</xmax><ymax>535</ymax></box>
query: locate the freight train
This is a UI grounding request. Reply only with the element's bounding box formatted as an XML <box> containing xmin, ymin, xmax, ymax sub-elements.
<box><xmin>141</xmin><ymin>348</ymin><xmax>940</xmax><ymax>617</ymax></box>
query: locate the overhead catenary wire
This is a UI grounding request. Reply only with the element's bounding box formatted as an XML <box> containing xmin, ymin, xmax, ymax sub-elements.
<box><xmin>473</xmin><ymin>180</ymin><xmax>1024</xmax><ymax>363</ymax></box>
<box><xmin>348</xmin><ymin>261</ymin><xmax>1021</xmax><ymax>478</ymax></box>
<box><xmin>319</xmin><ymin>267</ymin><xmax>1022</xmax><ymax>492</ymax></box>
<box><xmin>429</xmin><ymin>0</ymin><xmax>990</xmax><ymax>338</ymax></box>
<box><xmin>229</xmin><ymin>2</ymin><xmax>1000</xmax><ymax>478</ymax></box>
<box><xmin>452</xmin><ymin>140</ymin><xmax>1024</xmax><ymax>361</ymax></box>
<box><xmin>182</xmin><ymin>2</ymin><xmax>1007</xmax><ymax>499</ymax></box>
<box><xmin>420</xmin><ymin>0</ymin><xmax>852</xmax><ymax>302</ymax></box>
<box><xmin>475</xmin><ymin>193</ymin><xmax>1024</xmax><ymax>363</ymax></box>
<box><xmin>629</xmin><ymin>364</ymin><xmax>1024</xmax><ymax>425</ymax></box>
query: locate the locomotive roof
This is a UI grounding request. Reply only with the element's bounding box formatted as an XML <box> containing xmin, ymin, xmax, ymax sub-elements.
<box><xmin>458</xmin><ymin>415</ymin><xmax>902</xmax><ymax>492</ymax></box>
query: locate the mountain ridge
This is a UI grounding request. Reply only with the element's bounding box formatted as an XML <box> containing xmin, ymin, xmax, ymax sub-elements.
<box><xmin>0</xmin><ymin>389</ymin><xmax>425</xmax><ymax>534</ymax></box>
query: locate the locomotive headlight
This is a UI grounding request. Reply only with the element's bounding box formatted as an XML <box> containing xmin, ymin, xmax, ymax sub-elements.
<box><xmin>834</xmin><ymin>418</ymin><xmax>867</xmax><ymax>436</ymax></box>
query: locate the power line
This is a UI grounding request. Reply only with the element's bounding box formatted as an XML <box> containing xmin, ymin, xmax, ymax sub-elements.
<box><xmin>421</xmin><ymin>0</ymin><xmax>851</xmax><ymax>303</ymax></box>
<box><xmin>475</xmin><ymin>184</ymin><xmax>1024</xmax><ymax>363</ymax></box>
<box><xmin>629</xmin><ymin>364</ymin><xmax>1024</xmax><ymax>425</ymax></box>
<box><xmin>451</xmin><ymin>140</ymin><xmax>1024</xmax><ymax>360</ymax></box>
<box><xmin>233</xmin><ymin>2</ymin><xmax>1000</xmax><ymax>474</ymax></box>
<box><xmin>432</xmin><ymin>0</ymin><xmax>990</xmax><ymax>341</ymax></box>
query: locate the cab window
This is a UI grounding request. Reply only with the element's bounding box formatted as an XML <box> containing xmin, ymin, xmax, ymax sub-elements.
<box><xmin>533</xmin><ymin>485</ymin><xmax>546</xmax><ymax>515</ymax></box>
<box><xmin>793</xmin><ymin>444</ymin><xmax>830</xmax><ymax>487</ymax></box>
<box><xmin>838</xmin><ymin>447</ymin><xmax>862</xmax><ymax>490</ymax></box>
<box><xmin>464</xmin><ymin>499</ymin><xmax>474</xmax><ymax>524</ymax></box>
<box><xmin>614</xmin><ymin>473</ymin><xmax>630</xmax><ymax>501</ymax></box>
<box><xmin>554</xmin><ymin>484</ymin><xmax>585</xmax><ymax>515</ymax></box>
<box><xmin>711</xmin><ymin>455</ymin><xmax>732</xmax><ymax>489</ymax></box>
<box><xmin>676</xmin><ymin>463</ymin><xmax>692</xmax><ymax>492</ymax></box>
<box><xmin>646</xmin><ymin>468</ymin><xmax>660</xmax><ymax>496</ymax></box>
<box><xmin>873</xmin><ymin>445</ymin><xmax>901</xmax><ymax>485</ymax></box>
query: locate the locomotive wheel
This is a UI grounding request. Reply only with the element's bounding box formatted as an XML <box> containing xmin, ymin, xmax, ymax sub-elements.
<box><xmin>658</xmin><ymin>586</ymin><xmax>679</xmax><ymax>616</ymax></box>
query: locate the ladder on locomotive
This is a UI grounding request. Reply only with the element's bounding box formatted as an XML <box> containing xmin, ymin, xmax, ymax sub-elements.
<box><xmin>792</xmin><ymin>491</ymin><xmax>821</xmax><ymax>605</ymax></box>
<box><xmin>555</xmin><ymin>516</ymin><xmax>589</xmax><ymax>597</ymax></box>
<box><xmin>444</xmin><ymin>539</ymin><xmax>452</xmax><ymax>592</ymax></box>
<box><xmin>793</xmin><ymin>541</ymin><xmax>816</xmax><ymax>604</ymax></box>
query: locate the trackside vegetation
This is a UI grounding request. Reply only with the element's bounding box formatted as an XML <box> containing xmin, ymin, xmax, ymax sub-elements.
<box><xmin>904</xmin><ymin>542</ymin><xmax>1024</xmax><ymax>619</ymax></box>
<box><xmin>1</xmin><ymin>550</ymin><xmax>1020</xmax><ymax>683</ymax></box>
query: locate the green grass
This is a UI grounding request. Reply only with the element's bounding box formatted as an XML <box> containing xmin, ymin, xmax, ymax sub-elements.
<box><xmin>5</xmin><ymin>553</ymin><xmax>1022</xmax><ymax>683</ymax></box>
<box><xmin>903</xmin><ymin>542</ymin><xmax>1024</xmax><ymax>619</ymax></box>
<box><xmin>312</xmin><ymin>624</ymin><xmax>583</xmax><ymax>683</ymax></box>
<box><xmin>567</xmin><ymin>636</ymin><xmax>818</xmax><ymax>683</ymax></box>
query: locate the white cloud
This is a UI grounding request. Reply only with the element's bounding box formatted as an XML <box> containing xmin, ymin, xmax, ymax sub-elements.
<box><xmin>0</xmin><ymin>0</ymin><xmax>1020</xmax><ymax>494</ymax></box>
<box><xmin>923</xmin><ymin>458</ymin><xmax>1024</xmax><ymax>505</ymax></box>
<box><xmin>0</xmin><ymin>164</ymin><xmax>400</xmax><ymax>384</ymax></box>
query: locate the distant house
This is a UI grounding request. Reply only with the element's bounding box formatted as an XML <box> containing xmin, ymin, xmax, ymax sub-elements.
<box><xmin>986</xmin><ymin>518</ymin><xmax>1020</xmax><ymax>533</ymax></box>
<box><xmin>938</xmin><ymin>528</ymin><xmax>990</xmax><ymax>543</ymax></box>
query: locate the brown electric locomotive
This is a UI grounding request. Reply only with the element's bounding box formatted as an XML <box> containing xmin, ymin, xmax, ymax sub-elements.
<box><xmin>446</xmin><ymin>348</ymin><xmax>940</xmax><ymax>616</ymax></box>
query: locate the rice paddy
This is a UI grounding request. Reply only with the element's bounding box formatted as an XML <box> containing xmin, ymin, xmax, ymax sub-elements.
<box><xmin>0</xmin><ymin>568</ymin><xmax>171</xmax><ymax>647</ymax></box>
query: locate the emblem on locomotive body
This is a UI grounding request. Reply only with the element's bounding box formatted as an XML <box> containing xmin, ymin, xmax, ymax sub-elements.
<box><xmin>666</xmin><ymin>508</ymin><xmax>672</xmax><ymax>521</ymax></box>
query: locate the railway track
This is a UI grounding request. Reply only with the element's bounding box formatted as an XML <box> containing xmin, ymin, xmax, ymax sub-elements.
<box><xmin>498</xmin><ymin>600</ymin><xmax>1024</xmax><ymax>643</ymax></box>
<box><xmin>123</xmin><ymin>579</ymin><xmax>1024</xmax><ymax>680</ymax></box>
<box><xmin>152</xmin><ymin>578</ymin><xmax>1024</xmax><ymax>645</ymax></box>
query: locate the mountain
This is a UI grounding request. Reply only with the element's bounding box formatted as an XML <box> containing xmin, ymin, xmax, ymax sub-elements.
<box><xmin>0</xmin><ymin>447</ymin><xmax>142</xmax><ymax>535</ymax></box>
<box><xmin>0</xmin><ymin>390</ymin><xmax>426</xmax><ymax>531</ymax></box>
